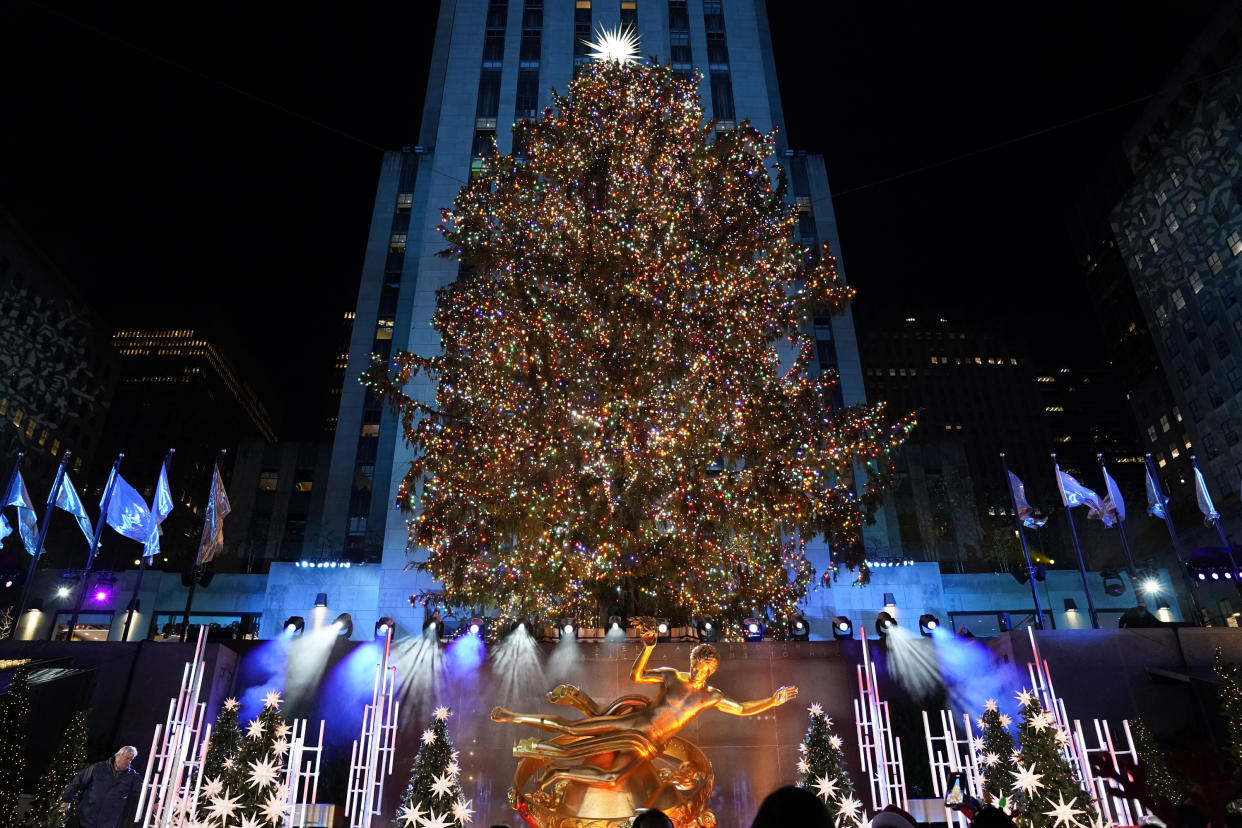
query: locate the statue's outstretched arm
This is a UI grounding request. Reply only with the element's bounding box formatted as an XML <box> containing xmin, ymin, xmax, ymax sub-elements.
<box><xmin>629</xmin><ymin>630</ymin><xmax>664</xmax><ymax>684</ymax></box>
<box><xmin>714</xmin><ymin>685</ymin><xmax>798</xmax><ymax>716</ymax></box>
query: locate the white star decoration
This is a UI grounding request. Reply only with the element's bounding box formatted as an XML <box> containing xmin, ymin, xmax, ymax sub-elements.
<box><xmin>223</xmin><ymin>697</ymin><xmax>241</xmax><ymax>712</ymax></box>
<box><xmin>984</xmin><ymin>698</ymin><xmax>998</xmax><ymax>712</ymax></box>
<box><xmin>1043</xmin><ymin>792</ymin><xmax>1085</xmax><ymax>828</ymax></box>
<box><xmin>1011</xmin><ymin>762</ymin><xmax>1045</xmax><ymax>796</ymax></box>
<box><xmin>796</xmin><ymin>759</ymin><xmax>810</xmax><ymax>774</ymax></box>
<box><xmin>430</xmin><ymin>772</ymin><xmax>455</xmax><ymax>798</ymax></box>
<box><xmin>836</xmin><ymin>794</ymin><xmax>862</xmax><ymax>822</ymax></box>
<box><xmin>446</xmin><ymin>760</ymin><xmax>461</xmax><ymax>778</ymax></box>
<box><xmin>259</xmin><ymin>792</ymin><xmax>287</xmax><ymax>825</ymax></box>
<box><xmin>206</xmin><ymin>789</ymin><xmax>241</xmax><ymax>826</ymax></box>
<box><xmin>273</xmin><ymin>722</ymin><xmax>292</xmax><ymax>740</ymax></box>
<box><xmin>998</xmin><ymin>714</ymin><xmax>1013</xmax><ymax>729</ymax></box>
<box><xmin>270</xmin><ymin>738</ymin><xmax>289</xmax><ymax>757</ymax></box>
<box><xmin>1015</xmin><ymin>689</ymin><xmax>1034</xmax><ymax>707</ymax></box>
<box><xmin>263</xmin><ymin>690</ymin><xmax>283</xmax><ymax>710</ymax></box>
<box><xmin>421</xmin><ymin>729</ymin><xmax>436</xmax><ymax>746</ymax></box>
<box><xmin>583</xmin><ymin>24</ymin><xmax>639</xmax><ymax>64</ymax></box>
<box><xmin>202</xmin><ymin>776</ymin><xmax>223</xmax><ymax>800</ymax></box>
<box><xmin>422</xmin><ymin>810</ymin><xmax>452</xmax><ymax>828</ymax></box>
<box><xmin>434</xmin><ymin>705</ymin><xmax>452</xmax><ymax>721</ymax></box>
<box><xmin>238</xmin><ymin>814</ymin><xmax>263</xmax><ymax>828</ymax></box>
<box><xmin>1055</xmin><ymin>729</ymin><xmax>1071</xmax><ymax>747</ymax></box>
<box><xmin>248</xmin><ymin>756</ymin><xmax>281</xmax><ymax>789</ymax></box>
<box><xmin>971</xmin><ymin>737</ymin><xmax>985</xmax><ymax>753</ymax></box>
<box><xmin>808</xmin><ymin>702</ymin><xmax>824</xmax><ymax>717</ymax></box>
<box><xmin>812</xmin><ymin>775</ymin><xmax>838</xmax><ymax>803</ymax></box>
<box><xmin>451</xmin><ymin>798</ymin><xmax>475</xmax><ymax>825</ymax></box>
<box><xmin>272</xmin><ymin>785</ymin><xmax>290</xmax><ymax>805</ymax></box>
<box><xmin>1030</xmin><ymin>711</ymin><xmax>1055</xmax><ymax>732</ymax></box>
<box><xmin>798</xmin><ymin>742</ymin><xmax>808</xmax><ymax>754</ymax></box>
<box><xmin>223</xmin><ymin>757</ymin><xmax>236</xmax><ymax>771</ymax></box>
<box><xmin>828</xmin><ymin>734</ymin><xmax>843</xmax><ymax>751</ymax></box>
<box><xmin>981</xmin><ymin>751</ymin><xmax>1000</xmax><ymax>767</ymax></box>
<box><xmin>246</xmin><ymin>718</ymin><xmax>265</xmax><ymax>740</ymax></box>
<box><xmin>397</xmin><ymin>803</ymin><xmax>425</xmax><ymax>827</ymax></box>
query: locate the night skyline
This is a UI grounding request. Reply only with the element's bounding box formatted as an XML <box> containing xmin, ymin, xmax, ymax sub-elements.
<box><xmin>0</xmin><ymin>0</ymin><xmax>1228</xmax><ymax>438</ymax></box>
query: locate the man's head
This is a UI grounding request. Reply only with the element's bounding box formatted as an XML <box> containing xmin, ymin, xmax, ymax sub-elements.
<box><xmin>689</xmin><ymin>643</ymin><xmax>719</xmax><ymax>684</ymax></box>
<box><xmin>112</xmin><ymin>746</ymin><xmax>138</xmax><ymax>772</ymax></box>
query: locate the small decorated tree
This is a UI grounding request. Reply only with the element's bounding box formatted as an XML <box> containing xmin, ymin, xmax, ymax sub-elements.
<box><xmin>26</xmin><ymin>710</ymin><xmax>89</xmax><ymax>828</ymax></box>
<box><xmin>1214</xmin><ymin>647</ymin><xmax>1242</xmax><ymax>766</ymax></box>
<box><xmin>394</xmin><ymin>707</ymin><xmax>473</xmax><ymax>828</ymax></box>
<box><xmin>1129</xmin><ymin>718</ymin><xmax>1185</xmax><ymax>812</ymax></box>
<box><xmin>796</xmin><ymin>703</ymin><xmax>862</xmax><ymax>826</ymax></box>
<box><xmin>202</xmin><ymin>698</ymin><xmax>245</xmax><ymax>792</ymax></box>
<box><xmin>203</xmin><ymin>690</ymin><xmax>293</xmax><ymax>828</ymax></box>
<box><xmin>0</xmin><ymin>665</ymin><xmax>32</xmax><ymax>826</ymax></box>
<box><xmin>976</xmin><ymin>698</ymin><xmax>1016</xmax><ymax>799</ymax></box>
<box><xmin>1010</xmin><ymin>691</ymin><xmax>1097</xmax><ymax>828</ymax></box>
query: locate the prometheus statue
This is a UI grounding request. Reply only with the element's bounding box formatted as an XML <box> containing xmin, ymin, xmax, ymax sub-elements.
<box><xmin>492</xmin><ymin>628</ymin><xmax>798</xmax><ymax>828</ymax></box>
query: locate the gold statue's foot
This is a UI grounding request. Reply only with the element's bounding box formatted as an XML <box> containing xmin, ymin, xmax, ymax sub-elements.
<box><xmin>547</xmin><ymin>684</ymin><xmax>584</xmax><ymax>705</ymax></box>
<box><xmin>491</xmin><ymin>706</ymin><xmax>514</xmax><ymax>722</ymax></box>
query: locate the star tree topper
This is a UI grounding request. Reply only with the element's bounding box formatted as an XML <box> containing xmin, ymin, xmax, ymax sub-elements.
<box><xmin>263</xmin><ymin>690</ymin><xmax>283</xmax><ymax>709</ymax></box>
<box><xmin>583</xmin><ymin>23</ymin><xmax>639</xmax><ymax>64</ymax></box>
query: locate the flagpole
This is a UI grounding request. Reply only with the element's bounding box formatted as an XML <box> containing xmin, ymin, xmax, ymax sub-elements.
<box><xmin>16</xmin><ymin>451</ymin><xmax>71</xmax><ymax>627</ymax></box>
<box><xmin>1192</xmin><ymin>454</ymin><xmax>1242</xmax><ymax>597</ymax></box>
<box><xmin>1098</xmin><ymin>453</ymin><xmax>1139</xmax><ymax>582</ymax></box>
<box><xmin>1001</xmin><ymin>452</ymin><xmax>1044</xmax><ymax>629</ymax></box>
<box><xmin>122</xmin><ymin>448</ymin><xmax>174</xmax><ymax>643</ymax></box>
<box><xmin>1053</xmin><ymin>454</ymin><xmax>1099</xmax><ymax>628</ymax></box>
<box><xmin>66</xmin><ymin>454</ymin><xmax>123</xmax><ymax>641</ymax></box>
<box><xmin>181</xmin><ymin>450</ymin><xmax>226</xmax><ymax>643</ymax></box>
<box><xmin>1146</xmin><ymin>453</ymin><xmax>1203</xmax><ymax>625</ymax></box>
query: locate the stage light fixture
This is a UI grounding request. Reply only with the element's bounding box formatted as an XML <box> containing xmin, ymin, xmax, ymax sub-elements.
<box><xmin>656</xmin><ymin>618</ymin><xmax>671</xmax><ymax>642</ymax></box>
<box><xmin>558</xmin><ymin>618</ymin><xmax>577</xmax><ymax>639</ymax></box>
<box><xmin>1198</xmin><ymin>572</ymin><xmax>1207</xmax><ymax>581</ymax></box>
<box><xmin>997</xmin><ymin>612</ymin><xmax>1012</xmax><ymax>632</ymax></box>
<box><xmin>375</xmin><ymin>617</ymin><xmax>395</xmax><ymax>639</ymax></box>
<box><xmin>918</xmin><ymin>614</ymin><xmax>939</xmax><ymax>636</ymax></box>
<box><xmin>467</xmin><ymin>617</ymin><xmax>486</xmax><ymax>638</ymax></box>
<box><xmin>1212</xmin><ymin>572</ymin><xmax>1221</xmax><ymax>580</ymax></box>
<box><xmin>1141</xmin><ymin>577</ymin><xmax>1161</xmax><ymax>596</ymax></box>
<box><xmin>315</xmin><ymin>592</ymin><xmax>328</xmax><ymax>608</ymax></box>
<box><xmin>1064</xmin><ymin>598</ymin><xmax>1078</xmax><ymax>614</ymax></box>
<box><xmin>1100</xmin><ymin>568</ymin><xmax>1125</xmax><ymax>596</ymax></box>
<box><xmin>607</xmin><ymin>614</ymin><xmax>624</xmax><ymax>631</ymax></box>
<box><xmin>875</xmin><ymin>611</ymin><xmax>897</xmax><ymax>637</ymax></box>
<box><xmin>831</xmin><ymin>616</ymin><xmax>853</xmax><ymax>640</ymax></box>
<box><xmin>698</xmin><ymin>617</ymin><xmax>719</xmax><ymax>642</ymax></box>
<box><xmin>332</xmin><ymin>613</ymin><xmax>353</xmax><ymax>637</ymax></box>
<box><xmin>789</xmin><ymin>615</ymin><xmax>810</xmax><ymax>641</ymax></box>
<box><xmin>743</xmin><ymin>617</ymin><xmax>764</xmax><ymax>642</ymax></box>
<box><xmin>283</xmin><ymin>616</ymin><xmax>305</xmax><ymax>636</ymax></box>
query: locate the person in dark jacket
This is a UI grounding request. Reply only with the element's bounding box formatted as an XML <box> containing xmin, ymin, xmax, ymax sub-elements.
<box><xmin>60</xmin><ymin>746</ymin><xmax>143</xmax><ymax>828</ymax></box>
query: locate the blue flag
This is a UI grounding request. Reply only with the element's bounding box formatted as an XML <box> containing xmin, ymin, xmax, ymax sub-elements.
<box><xmin>1194</xmin><ymin>465</ymin><xmax>1220</xmax><ymax>526</ymax></box>
<box><xmin>0</xmin><ymin>513</ymin><xmax>10</xmax><ymax>543</ymax></box>
<box><xmin>154</xmin><ymin>461</ymin><xmax>174</xmax><ymax>526</ymax></box>
<box><xmin>2</xmin><ymin>470</ymin><xmax>40</xmax><ymax>555</ymax></box>
<box><xmin>1007</xmin><ymin>471</ymin><xmax>1047</xmax><ymax>528</ymax></box>
<box><xmin>1145</xmin><ymin>467</ymin><xmax>1168</xmax><ymax>519</ymax></box>
<box><xmin>104</xmin><ymin>473</ymin><xmax>158</xmax><ymax>559</ymax></box>
<box><xmin>54</xmin><ymin>473</ymin><xmax>95</xmax><ymax>546</ymax></box>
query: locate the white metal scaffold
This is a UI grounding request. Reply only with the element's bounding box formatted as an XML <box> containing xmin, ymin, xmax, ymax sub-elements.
<box><xmin>344</xmin><ymin>627</ymin><xmax>400</xmax><ymax>828</ymax></box>
<box><xmin>854</xmin><ymin>632</ymin><xmax>908</xmax><ymax>813</ymax></box>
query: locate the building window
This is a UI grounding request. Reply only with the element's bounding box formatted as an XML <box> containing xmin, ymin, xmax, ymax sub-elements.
<box><xmin>1183</xmin><ymin>194</ymin><xmax>1197</xmax><ymax>214</ymax></box>
<box><xmin>1171</xmin><ymin>289</ymin><xmax>1186</xmax><ymax>311</ymax></box>
<box><xmin>389</xmin><ymin>233</ymin><xmax>407</xmax><ymax>253</ymax></box>
<box><xmin>1170</xmin><ymin>169</ymin><xmax>1183</xmax><ymax>188</ymax></box>
<box><xmin>375</xmin><ymin>318</ymin><xmax>395</xmax><ymax>340</ymax></box>
<box><xmin>1229</xmin><ymin>232</ymin><xmax>1242</xmax><ymax>256</ymax></box>
<box><xmin>1160</xmin><ymin>415</ymin><xmax>1170</xmax><ymax>432</ymax></box>
<box><xmin>1189</xmin><ymin>270</ymin><xmax>1205</xmax><ymax>294</ymax></box>
<box><xmin>1165</xmin><ymin>213</ymin><xmax>1178</xmax><ymax>233</ymax></box>
<box><xmin>1208</xmin><ymin>252</ymin><xmax>1223</xmax><ymax>274</ymax></box>
<box><xmin>1149</xmin><ymin>235</ymin><xmax>1160</xmax><ymax>253</ymax></box>
<box><xmin>295</xmin><ymin>469</ymin><xmax>314</xmax><ymax>493</ymax></box>
<box><xmin>1189</xmin><ymin>144</ymin><xmax>1202</xmax><ymax>165</ymax></box>
<box><xmin>347</xmin><ymin>516</ymin><xmax>367</xmax><ymax>534</ymax></box>
<box><xmin>258</xmin><ymin>471</ymin><xmax>279</xmax><ymax>492</ymax></box>
<box><xmin>361</xmin><ymin>423</ymin><xmax>380</xmax><ymax>438</ymax></box>
<box><xmin>1148</xmin><ymin>425</ymin><xmax>1158</xmax><ymax>442</ymax></box>
<box><xmin>620</xmin><ymin>0</ymin><xmax>637</xmax><ymax>28</ymax></box>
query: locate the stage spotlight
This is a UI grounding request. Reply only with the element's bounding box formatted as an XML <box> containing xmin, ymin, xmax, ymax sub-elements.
<box><xmin>375</xmin><ymin>617</ymin><xmax>395</xmax><ymax>639</ymax></box>
<box><xmin>789</xmin><ymin>615</ymin><xmax>810</xmax><ymax>641</ymax></box>
<box><xmin>607</xmin><ymin>614</ymin><xmax>624</xmax><ymax>631</ymax></box>
<box><xmin>918</xmin><ymin>614</ymin><xmax>939</xmax><ymax>636</ymax></box>
<box><xmin>656</xmin><ymin>618</ymin><xmax>671</xmax><ymax>642</ymax></box>
<box><xmin>1064</xmin><ymin>598</ymin><xmax>1078</xmax><ymax>614</ymax></box>
<box><xmin>315</xmin><ymin>592</ymin><xmax>328</xmax><ymax>608</ymax></box>
<box><xmin>1100</xmin><ymin>568</ymin><xmax>1125</xmax><ymax>596</ymax></box>
<box><xmin>875</xmin><ymin>611</ymin><xmax>897</xmax><ymax>637</ymax></box>
<box><xmin>699</xmin><ymin>617</ymin><xmax>719</xmax><ymax>642</ymax></box>
<box><xmin>56</xmin><ymin>585</ymin><xmax>71</xmax><ymax>598</ymax></box>
<box><xmin>1141</xmin><ymin>577</ymin><xmax>1162</xmax><ymax>596</ymax></box>
<box><xmin>1198</xmin><ymin>572</ymin><xmax>1207</xmax><ymax>581</ymax></box>
<box><xmin>997</xmin><ymin>612</ymin><xmax>1012</xmax><ymax>632</ymax></box>
<box><xmin>332</xmin><ymin>613</ymin><xmax>353</xmax><ymax>637</ymax></box>
<box><xmin>558</xmin><ymin>618</ymin><xmax>577</xmax><ymax>639</ymax></box>
<box><xmin>831</xmin><ymin>616</ymin><xmax>853</xmax><ymax>640</ymax></box>
<box><xmin>742</xmin><ymin>618</ymin><xmax>764</xmax><ymax>642</ymax></box>
<box><xmin>283</xmin><ymin>616</ymin><xmax>305</xmax><ymax>636</ymax></box>
<box><xmin>467</xmin><ymin>616</ymin><xmax>486</xmax><ymax>638</ymax></box>
<box><xmin>1212</xmin><ymin>571</ymin><xmax>1221</xmax><ymax>580</ymax></box>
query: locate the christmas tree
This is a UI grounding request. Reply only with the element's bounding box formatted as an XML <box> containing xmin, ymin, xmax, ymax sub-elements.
<box><xmin>975</xmin><ymin>698</ymin><xmax>1016</xmax><ymax>799</ymax></box>
<box><xmin>198</xmin><ymin>697</ymin><xmax>245</xmax><ymax>820</ymax></box>
<box><xmin>26</xmin><ymin>710</ymin><xmax>89</xmax><ymax>828</ymax></box>
<box><xmin>796</xmin><ymin>703</ymin><xmax>862</xmax><ymax>827</ymax></box>
<box><xmin>0</xmin><ymin>665</ymin><xmax>31</xmax><ymax>827</ymax></box>
<box><xmin>1214</xmin><ymin>646</ymin><xmax>1242</xmax><ymax>766</ymax></box>
<box><xmin>393</xmin><ymin>707</ymin><xmax>472</xmax><ymax>828</ymax></box>
<box><xmin>1128</xmin><ymin>718</ymin><xmax>1185</xmax><ymax>813</ymax></box>
<box><xmin>366</xmin><ymin>46</ymin><xmax>912</xmax><ymax>630</ymax></box>
<box><xmin>1010</xmin><ymin>691</ymin><xmax>1096</xmax><ymax>828</ymax></box>
<box><xmin>203</xmin><ymin>690</ymin><xmax>293</xmax><ymax>828</ymax></box>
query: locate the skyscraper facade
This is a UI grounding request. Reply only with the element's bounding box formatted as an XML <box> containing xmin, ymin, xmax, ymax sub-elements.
<box><xmin>319</xmin><ymin>0</ymin><xmax>874</xmax><ymax>622</ymax></box>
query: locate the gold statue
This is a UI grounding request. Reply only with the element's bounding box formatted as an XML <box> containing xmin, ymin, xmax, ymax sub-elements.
<box><xmin>492</xmin><ymin>629</ymin><xmax>798</xmax><ymax>828</ymax></box>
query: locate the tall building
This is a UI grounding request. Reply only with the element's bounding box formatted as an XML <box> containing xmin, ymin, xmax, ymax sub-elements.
<box><xmin>1110</xmin><ymin>5</ymin><xmax>1242</xmax><ymax>541</ymax></box>
<box><xmin>318</xmin><ymin>0</ymin><xmax>876</xmax><ymax>623</ymax></box>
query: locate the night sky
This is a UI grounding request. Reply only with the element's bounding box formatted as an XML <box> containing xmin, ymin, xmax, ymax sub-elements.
<box><xmin>0</xmin><ymin>1</ymin><xmax>1226</xmax><ymax>438</ymax></box>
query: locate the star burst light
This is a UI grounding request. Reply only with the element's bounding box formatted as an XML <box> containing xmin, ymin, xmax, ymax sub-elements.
<box><xmin>583</xmin><ymin>24</ymin><xmax>639</xmax><ymax>63</ymax></box>
<box><xmin>1011</xmin><ymin>762</ymin><xmax>1045</xmax><ymax>796</ymax></box>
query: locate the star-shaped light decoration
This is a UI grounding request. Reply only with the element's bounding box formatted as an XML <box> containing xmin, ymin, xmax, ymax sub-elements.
<box><xmin>1015</xmin><ymin>689</ymin><xmax>1034</xmax><ymax>707</ymax></box>
<box><xmin>273</xmin><ymin>722</ymin><xmax>292</xmax><ymax>740</ymax></box>
<box><xmin>981</xmin><ymin>751</ymin><xmax>1000</xmax><ymax>767</ymax></box>
<box><xmin>422</xmin><ymin>810</ymin><xmax>452</xmax><ymax>828</ymax></box>
<box><xmin>1029</xmin><ymin>711</ymin><xmax>1055</xmax><ymax>733</ymax></box>
<box><xmin>812</xmin><ymin>775</ymin><xmax>838</xmax><ymax>803</ymax></box>
<box><xmin>836</xmin><ymin>794</ymin><xmax>863</xmax><ymax>822</ymax></box>
<box><xmin>223</xmin><ymin>757</ymin><xmax>236</xmax><ymax>771</ymax></box>
<box><xmin>971</xmin><ymin>737</ymin><xmax>985</xmax><ymax>753</ymax></box>
<box><xmin>434</xmin><ymin>705</ymin><xmax>452</xmax><ymax>721</ymax></box>
<box><xmin>202</xmin><ymin>776</ymin><xmax>224</xmax><ymax>800</ymax></box>
<box><xmin>430</xmin><ymin>772</ymin><xmax>455</xmax><ymax>798</ymax></box>
<box><xmin>808</xmin><ymin>702</ymin><xmax>824</xmax><ymax>717</ymax></box>
<box><xmin>1011</xmin><ymin>762</ymin><xmax>1045</xmax><ymax>796</ymax></box>
<box><xmin>1088</xmin><ymin>814</ymin><xmax>1111</xmax><ymax>828</ymax></box>
<box><xmin>421</xmin><ymin>729</ymin><xmax>436</xmax><ymax>746</ymax></box>
<box><xmin>796</xmin><ymin>758</ymin><xmax>810</xmax><ymax>774</ymax></box>
<box><xmin>998</xmin><ymin>714</ymin><xmax>1013</xmax><ymax>729</ymax></box>
<box><xmin>248</xmin><ymin>756</ymin><xmax>281</xmax><ymax>790</ymax></box>
<box><xmin>984</xmin><ymin>698</ymin><xmax>998</xmax><ymax>712</ymax></box>
<box><xmin>238</xmin><ymin>813</ymin><xmax>264</xmax><ymax>828</ymax></box>
<box><xmin>271</xmin><ymin>738</ymin><xmax>289</xmax><ymax>757</ymax></box>
<box><xmin>1054</xmin><ymin>729</ymin><xmax>1071</xmax><ymax>747</ymax></box>
<box><xmin>828</xmin><ymin>734</ymin><xmax>843</xmax><ymax>751</ymax></box>
<box><xmin>263</xmin><ymin>690</ymin><xmax>283</xmax><ymax>710</ymax></box>
<box><xmin>273</xmin><ymin>785</ymin><xmax>290</xmax><ymax>804</ymax></box>
<box><xmin>224</xmin><ymin>697</ymin><xmax>241</xmax><ymax>712</ymax></box>
<box><xmin>247</xmin><ymin>718</ymin><xmax>265</xmax><ymax>740</ymax></box>
<box><xmin>798</xmin><ymin>742</ymin><xmax>808</xmax><ymax>754</ymax></box>
<box><xmin>583</xmin><ymin>24</ymin><xmax>639</xmax><ymax>64</ymax></box>
<box><xmin>446</xmin><ymin>760</ymin><xmax>461</xmax><ymax>778</ymax></box>
<box><xmin>206</xmin><ymin>789</ymin><xmax>241</xmax><ymax>826</ymax></box>
<box><xmin>451</xmin><ymin>798</ymin><xmax>475</xmax><ymax>825</ymax></box>
<box><xmin>397</xmin><ymin>803</ymin><xmax>425</xmax><ymax>827</ymax></box>
<box><xmin>259</xmin><ymin>792</ymin><xmax>287</xmax><ymax>825</ymax></box>
<box><xmin>1043</xmin><ymin>792</ymin><xmax>1085</xmax><ymax>828</ymax></box>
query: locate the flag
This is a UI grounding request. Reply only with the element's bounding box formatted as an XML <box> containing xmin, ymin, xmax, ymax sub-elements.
<box><xmin>1056</xmin><ymin>467</ymin><xmax>1114</xmax><ymax>527</ymax></box>
<box><xmin>196</xmin><ymin>465</ymin><xmax>231</xmax><ymax>565</ymax></box>
<box><xmin>54</xmin><ymin>473</ymin><xmax>94</xmax><ymax>546</ymax></box>
<box><xmin>104</xmin><ymin>473</ymin><xmax>159</xmax><ymax>559</ymax></box>
<box><xmin>1</xmin><ymin>513</ymin><xmax>10</xmax><ymax>543</ymax></box>
<box><xmin>1101</xmin><ymin>464</ymin><xmax>1126</xmax><ymax>524</ymax></box>
<box><xmin>1007</xmin><ymin>471</ymin><xmax>1047</xmax><ymax>528</ymax></box>
<box><xmin>154</xmin><ymin>461</ymin><xmax>174</xmax><ymax>526</ymax></box>
<box><xmin>1195</xmin><ymin>465</ymin><xmax>1220</xmax><ymax>526</ymax></box>
<box><xmin>2</xmin><ymin>469</ymin><xmax>40</xmax><ymax>555</ymax></box>
<box><xmin>1145</xmin><ymin>467</ymin><xmax>1167</xmax><ymax>520</ymax></box>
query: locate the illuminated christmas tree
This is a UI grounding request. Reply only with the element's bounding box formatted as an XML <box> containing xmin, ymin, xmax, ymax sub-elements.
<box><xmin>1215</xmin><ymin>646</ymin><xmax>1242</xmax><ymax>766</ymax></box>
<box><xmin>205</xmin><ymin>690</ymin><xmax>293</xmax><ymax>828</ymax></box>
<box><xmin>975</xmin><ymin>698</ymin><xmax>1016</xmax><ymax>799</ymax></box>
<box><xmin>367</xmin><ymin>50</ymin><xmax>912</xmax><ymax>630</ymax></box>
<box><xmin>0</xmin><ymin>665</ymin><xmax>31</xmax><ymax>826</ymax></box>
<box><xmin>27</xmin><ymin>710</ymin><xmax>89</xmax><ymax>828</ymax></box>
<box><xmin>393</xmin><ymin>707</ymin><xmax>472</xmax><ymax>828</ymax></box>
<box><xmin>797</xmin><ymin>703</ymin><xmax>861</xmax><ymax>827</ymax></box>
<box><xmin>198</xmin><ymin>696</ymin><xmax>244</xmax><ymax>820</ymax></box>
<box><xmin>1010</xmin><ymin>691</ymin><xmax>1096</xmax><ymax>828</ymax></box>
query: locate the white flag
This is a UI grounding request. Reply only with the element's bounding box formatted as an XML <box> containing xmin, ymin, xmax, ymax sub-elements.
<box><xmin>104</xmin><ymin>473</ymin><xmax>158</xmax><ymax>559</ymax></box>
<box><xmin>196</xmin><ymin>466</ymin><xmax>231</xmax><ymax>565</ymax></box>
<box><xmin>54</xmin><ymin>473</ymin><xmax>95</xmax><ymax>546</ymax></box>
<box><xmin>1056</xmin><ymin>467</ymin><xmax>1114</xmax><ymax>527</ymax></box>
<box><xmin>1101</xmin><ymin>464</ymin><xmax>1126</xmax><ymax>524</ymax></box>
